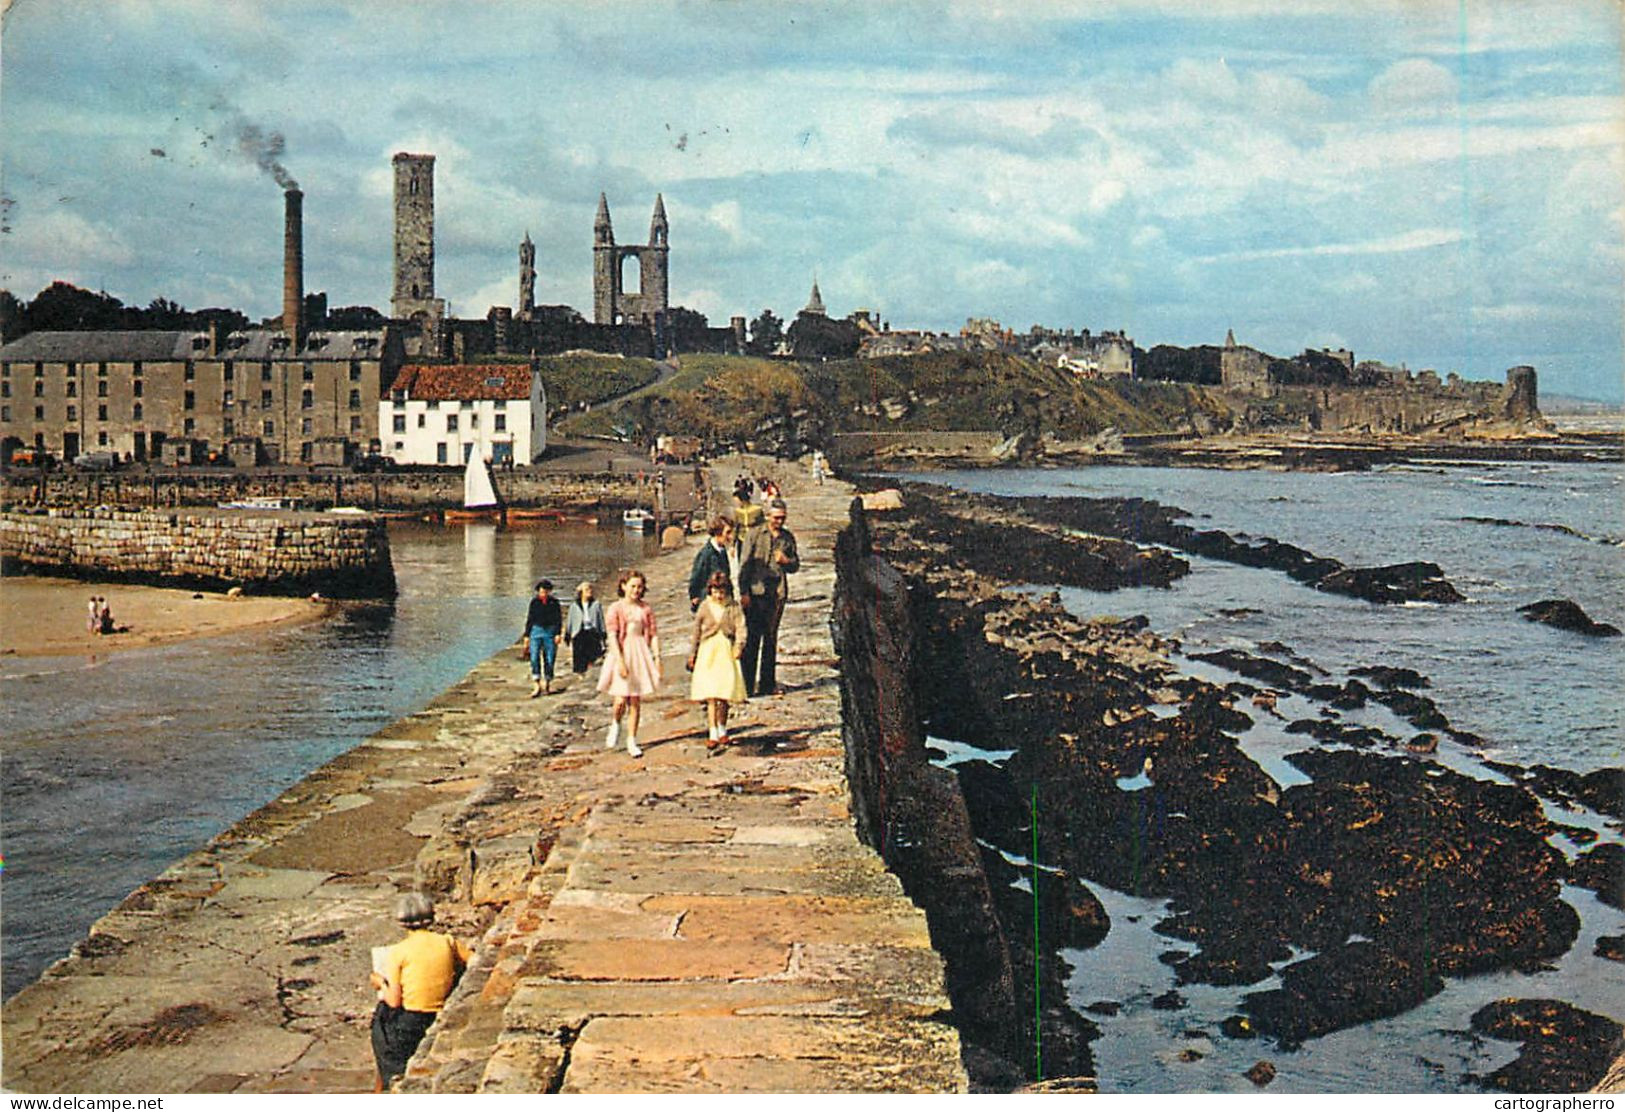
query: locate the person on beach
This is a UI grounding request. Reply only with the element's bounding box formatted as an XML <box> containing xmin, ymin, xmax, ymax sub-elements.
<box><xmin>563</xmin><ymin>581</ymin><xmax>606</xmax><ymax>675</ymax></box>
<box><xmin>687</xmin><ymin>570</ymin><xmax>747</xmax><ymax>752</ymax></box>
<box><xmin>687</xmin><ymin>516</ymin><xmax>735</xmax><ymax>612</ymax></box>
<box><xmin>597</xmin><ymin>569</ymin><xmax>661</xmax><ymax>758</ymax></box>
<box><xmin>738</xmin><ymin>497</ymin><xmax>799</xmax><ymax>697</ymax></box>
<box><xmin>87</xmin><ymin>596</ymin><xmax>100</xmax><ymax>636</ymax></box>
<box><xmin>97</xmin><ymin>597</ymin><xmax>115</xmax><ymax>635</ymax></box>
<box><xmin>521</xmin><ymin>579</ymin><xmax>562</xmax><ymax>697</ymax></box>
<box><xmin>368</xmin><ymin>893</ymin><xmax>472</xmax><ymax>1092</ymax></box>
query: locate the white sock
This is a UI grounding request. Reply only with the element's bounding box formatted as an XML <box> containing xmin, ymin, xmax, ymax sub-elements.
<box><xmin>606</xmin><ymin>721</ymin><xmax>620</xmax><ymax>748</ymax></box>
<box><xmin>709</xmin><ymin>723</ymin><xmax>720</xmax><ymax>740</ymax></box>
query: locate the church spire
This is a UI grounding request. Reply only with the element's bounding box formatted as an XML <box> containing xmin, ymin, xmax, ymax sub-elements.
<box><xmin>650</xmin><ymin>193</ymin><xmax>668</xmax><ymax>247</ymax></box>
<box><xmin>803</xmin><ymin>277</ymin><xmax>826</xmax><ymax>317</ymax></box>
<box><xmin>594</xmin><ymin>193</ymin><xmax>613</xmax><ymax>245</ymax></box>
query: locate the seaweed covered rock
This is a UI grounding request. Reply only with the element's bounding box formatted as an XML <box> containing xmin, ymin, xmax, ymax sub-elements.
<box><xmin>1518</xmin><ymin>599</ymin><xmax>1621</xmax><ymax>637</ymax></box>
<box><xmin>1470</xmin><ymin>999</ymin><xmax>1625</xmax><ymax>1092</ymax></box>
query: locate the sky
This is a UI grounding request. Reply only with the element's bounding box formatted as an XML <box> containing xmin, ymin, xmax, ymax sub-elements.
<box><xmin>2</xmin><ymin>0</ymin><xmax>1622</xmax><ymax>401</ymax></box>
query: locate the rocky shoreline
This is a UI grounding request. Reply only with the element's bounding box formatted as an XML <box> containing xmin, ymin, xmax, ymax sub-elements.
<box><xmin>846</xmin><ymin>478</ymin><xmax>1623</xmax><ymax>1091</ymax></box>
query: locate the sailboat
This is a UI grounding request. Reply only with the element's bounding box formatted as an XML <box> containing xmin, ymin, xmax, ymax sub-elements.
<box><xmin>444</xmin><ymin>451</ymin><xmax>505</xmax><ymax>523</ymax></box>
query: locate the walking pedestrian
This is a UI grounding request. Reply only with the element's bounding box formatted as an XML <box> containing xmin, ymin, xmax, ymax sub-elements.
<box><xmin>687</xmin><ymin>516</ymin><xmax>735</xmax><ymax>611</ymax></box>
<box><xmin>687</xmin><ymin>570</ymin><xmax>747</xmax><ymax>752</ymax></box>
<box><xmin>739</xmin><ymin>497</ymin><xmax>799</xmax><ymax>697</ymax></box>
<box><xmin>368</xmin><ymin>893</ymin><xmax>472</xmax><ymax>1092</ymax></box>
<box><xmin>564</xmin><ymin>581</ymin><xmax>606</xmax><ymax>674</ymax></box>
<box><xmin>521</xmin><ymin>579</ymin><xmax>562</xmax><ymax>696</ymax></box>
<box><xmin>87</xmin><ymin>595</ymin><xmax>100</xmax><ymax>636</ymax></box>
<box><xmin>597</xmin><ymin>569</ymin><xmax>661</xmax><ymax>758</ymax></box>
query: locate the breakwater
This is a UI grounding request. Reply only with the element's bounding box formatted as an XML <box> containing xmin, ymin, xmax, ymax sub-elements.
<box><xmin>0</xmin><ymin>459</ymin><xmax>967</xmax><ymax>1094</ymax></box>
<box><xmin>0</xmin><ymin>506</ymin><xmax>396</xmax><ymax>597</ymax></box>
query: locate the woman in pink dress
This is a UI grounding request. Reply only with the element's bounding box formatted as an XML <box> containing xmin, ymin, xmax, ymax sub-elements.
<box><xmin>597</xmin><ymin>569</ymin><xmax>662</xmax><ymax>758</ymax></box>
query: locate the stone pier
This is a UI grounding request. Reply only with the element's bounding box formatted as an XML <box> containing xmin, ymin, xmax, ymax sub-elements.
<box><xmin>0</xmin><ymin>459</ymin><xmax>965</xmax><ymax>1094</ymax></box>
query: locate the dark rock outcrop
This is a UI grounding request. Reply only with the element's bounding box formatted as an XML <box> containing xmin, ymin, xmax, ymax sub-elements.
<box><xmin>1470</xmin><ymin>999</ymin><xmax>1624</xmax><ymax>1092</ymax></box>
<box><xmin>1517</xmin><ymin>599</ymin><xmax>1622</xmax><ymax>637</ymax></box>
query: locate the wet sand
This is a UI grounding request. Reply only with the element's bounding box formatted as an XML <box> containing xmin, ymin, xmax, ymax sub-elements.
<box><xmin>0</xmin><ymin>576</ymin><xmax>334</xmax><ymax>657</ymax></box>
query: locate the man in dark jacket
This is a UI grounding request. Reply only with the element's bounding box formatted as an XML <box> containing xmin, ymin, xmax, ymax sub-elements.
<box><xmin>688</xmin><ymin>516</ymin><xmax>736</xmax><ymax>611</ymax></box>
<box><xmin>739</xmin><ymin>498</ymin><xmax>799</xmax><ymax>696</ymax></box>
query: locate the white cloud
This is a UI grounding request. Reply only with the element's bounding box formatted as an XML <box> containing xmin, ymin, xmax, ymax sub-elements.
<box><xmin>1368</xmin><ymin>59</ymin><xmax>1459</xmax><ymax>115</ymax></box>
<box><xmin>1199</xmin><ymin>227</ymin><xmax>1466</xmax><ymax>263</ymax></box>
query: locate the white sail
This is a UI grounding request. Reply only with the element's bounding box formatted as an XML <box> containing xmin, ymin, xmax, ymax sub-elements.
<box><xmin>463</xmin><ymin>451</ymin><xmax>499</xmax><ymax>509</ymax></box>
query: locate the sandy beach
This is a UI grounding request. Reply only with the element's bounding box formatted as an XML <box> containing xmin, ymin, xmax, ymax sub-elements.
<box><xmin>0</xmin><ymin>576</ymin><xmax>334</xmax><ymax>657</ymax></box>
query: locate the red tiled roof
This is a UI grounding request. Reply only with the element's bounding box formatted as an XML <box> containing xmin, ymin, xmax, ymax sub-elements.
<box><xmin>392</xmin><ymin>364</ymin><xmax>534</xmax><ymax>401</ymax></box>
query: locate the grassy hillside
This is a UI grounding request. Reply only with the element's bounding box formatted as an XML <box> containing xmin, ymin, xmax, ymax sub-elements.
<box><xmin>550</xmin><ymin>350</ymin><xmax>1231</xmax><ymax>450</ymax></box>
<box><xmin>535</xmin><ymin>353</ymin><xmax>660</xmax><ymax>412</ymax></box>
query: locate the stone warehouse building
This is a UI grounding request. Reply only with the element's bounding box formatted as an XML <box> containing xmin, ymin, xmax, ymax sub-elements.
<box><xmin>0</xmin><ymin>326</ymin><xmax>404</xmax><ymax>465</ymax></box>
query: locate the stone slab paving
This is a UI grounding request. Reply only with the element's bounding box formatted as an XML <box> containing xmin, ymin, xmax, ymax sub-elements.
<box><xmin>3</xmin><ymin>456</ymin><xmax>965</xmax><ymax>1094</ymax></box>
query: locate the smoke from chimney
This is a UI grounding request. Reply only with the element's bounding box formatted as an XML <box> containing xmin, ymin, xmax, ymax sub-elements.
<box><xmin>238</xmin><ymin>122</ymin><xmax>299</xmax><ymax>191</ymax></box>
<box><xmin>284</xmin><ymin>189</ymin><xmax>304</xmax><ymax>352</ymax></box>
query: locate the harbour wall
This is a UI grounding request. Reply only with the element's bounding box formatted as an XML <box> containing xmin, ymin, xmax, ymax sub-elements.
<box><xmin>0</xmin><ymin>506</ymin><xmax>397</xmax><ymax>598</ymax></box>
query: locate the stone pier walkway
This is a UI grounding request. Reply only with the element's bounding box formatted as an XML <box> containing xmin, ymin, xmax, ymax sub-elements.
<box><xmin>2</xmin><ymin>458</ymin><xmax>966</xmax><ymax>1094</ymax></box>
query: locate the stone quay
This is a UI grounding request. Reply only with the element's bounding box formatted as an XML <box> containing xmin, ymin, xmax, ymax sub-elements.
<box><xmin>0</xmin><ymin>459</ymin><xmax>967</xmax><ymax>1094</ymax></box>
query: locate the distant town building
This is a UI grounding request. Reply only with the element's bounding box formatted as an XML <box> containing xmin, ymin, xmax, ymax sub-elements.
<box><xmin>1220</xmin><ymin>328</ymin><xmax>1272</xmax><ymax>395</ymax></box>
<box><xmin>383</xmin><ymin>362</ymin><xmax>545</xmax><ymax>467</ymax></box>
<box><xmin>1027</xmin><ymin>326</ymin><xmax>1134</xmax><ymax>378</ymax></box>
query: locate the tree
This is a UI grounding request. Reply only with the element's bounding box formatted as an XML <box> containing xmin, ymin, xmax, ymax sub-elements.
<box><xmin>748</xmin><ymin>309</ymin><xmax>783</xmax><ymax>355</ymax></box>
<box><xmin>326</xmin><ymin>304</ymin><xmax>388</xmax><ymax>330</ymax></box>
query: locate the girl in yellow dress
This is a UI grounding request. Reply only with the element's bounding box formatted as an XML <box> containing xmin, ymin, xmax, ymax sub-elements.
<box><xmin>686</xmin><ymin>571</ymin><xmax>747</xmax><ymax>751</ymax></box>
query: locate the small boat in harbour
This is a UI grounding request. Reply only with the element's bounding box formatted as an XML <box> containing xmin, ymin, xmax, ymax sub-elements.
<box><xmin>444</xmin><ymin>453</ymin><xmax>505</xmax><ymax>523</ymax></box>
<box><xmin>622</xmin><ymin>507</ymin><xmax>657</xmax><ymax>533</ymax></box>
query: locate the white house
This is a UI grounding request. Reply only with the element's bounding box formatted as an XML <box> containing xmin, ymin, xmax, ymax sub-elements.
<box><xmin>382</xmin><ymin>363</ymin><xmax>546</xmax><ymax>466</ymax></box>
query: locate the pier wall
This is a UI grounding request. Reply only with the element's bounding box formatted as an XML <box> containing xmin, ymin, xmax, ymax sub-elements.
<box><xmin>830</xmin><ymin>497</ymin><xmax>1028</xmax><ymax>1084</ymax></box>
<box><xmin>0</xmin><ymin>507</ymin><xmax>397</xmax><ymax>597</ymax></box>
<box><xmin>2</xmin><ymin>470</ymin><xmax>651</xmax><ymax>513</ymax></box>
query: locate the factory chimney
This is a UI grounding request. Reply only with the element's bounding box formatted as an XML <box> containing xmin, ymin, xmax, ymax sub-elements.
<box><xmin>283</xmin><ymin>188</ymin><xmax>304</xmax><ymax>352</ymax></box>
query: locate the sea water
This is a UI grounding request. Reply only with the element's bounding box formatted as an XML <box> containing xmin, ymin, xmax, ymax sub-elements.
<box><xmin>0</xmin><ymin>520</ymin><xmax>656</xmax><ymax>999</ymax></box>
<box><xmin>910</xmin><ymin>460</ymin><xmax>1624</xmax><ymax>1091</ymax></box>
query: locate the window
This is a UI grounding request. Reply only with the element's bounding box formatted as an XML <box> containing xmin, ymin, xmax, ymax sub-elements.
<box><xmin>393</xmin><ymin>440</ymin><xmax>403</xmax><ymax>452</ymax></box>
<box><xmin>493</xmin><ymin>398</ymin><xmax>506</xmax><ymax>410</ymax></box>
<box><xmin>34</xmin><ymin>405</ymin><xmax>44</xmax><ymax>420</ymax></box>
<box><xmin>133</xmin><ymin>380</ymin><xmax>143</xmax><ymax>398</ymax></box>
<box><xmin>34</xmin><ymin>363</ymin><xmax>43</xmax><ymax>377</ymax></box>
<box><xmin>263</xmin><ymin>420</ymin><xmax>275</xmax><ymax>436</ymax></box>
<box><xmin>1</xmin><ymin>381</ymin><xmax>9</xmax><ymax>398</ymax></box>
<box><xmin>184</xmin><ymin>363</ymin><xmax>196</xmax><ymax>381</ymax></box>
<box><xmin>222</xmin><ymin>389</ymin><xmax>233</xmax><ymax>406</ymax></box>
<box><xmin>460</xmin><ymin>400</ymin><xmax>473</xmax><ymax>409</ymax></box>
<box><xmin>1</xmin><ymin>365</ymin><xmax>9</xmax><ymax>377</ymax></box>
<box><xmin>416</xmin><ymin>414</ymin><xmax>426</xmax><ymax>428</ymax></box>
<box><xmin>300</xmin><ymin>442</ymin><xmax>312</xmax><ymax>462</ymax></box>
<box><xmin>184</xmin><ymin>391</ymin><xmax>195</xmax><ymax>411</ymax></box>
<box><xmin>66</xmin><ymin>380</ymin><xmax>77</xmax><ymax>397</ymax></box>
<box><xmin>223</xmin><ymin>362</ymin><xmax>234</xmax><ymax>381</ymax></box>
<box><xmin>223</xmin><ymin>418</ymin><xmax>235</xmax><ymax>436</ymax></box>
<box><xmin>494</xmin><ymin>414</ymin><xmax>506</xmax><ymax>432</ymax></box>
<box><xmin>96</xmin><ymin>381</ymin><xmax>108</xmax><ymax>397</ymax></box>
<box><xmin>97</xmin><ymin>431</ymin><xmax>108</xmax><ymax>447</ymax></box>
<box><xmin>1</xmin><ymin>406</ymin><xmax>8</xmax><ymax>422</ymax></box>
<box><xmin>66</xmin><ymin>405</ymin><xmax>77</xmax><ymax>421</ymax></box>
<box><xmin>33</xmin><ymin>380</ymin><xmax>43</xmax><ymax>397</ymax></box>
<box><xmin>392</xmin><ymin>414</ymin><xmax>406</xmax><ymax>434</ymax></box>
<box><xmin>184</xmin><ymin>417</ymin><xmax>196</xmax><ymax>435</ymax></box>
<box><xmin>133</xmin><ymin>403</ymin><xmax>143</xmax><ymax>421</ymax></box>
<box><xmin>350</xmin><ymin>416</ymin><xmax>362</xmax><ymax>433</ymax></box>
<box><xmin>427</xmin><ymin>399</ymin><xmax>440</xmax><ymax>410</ymax></box>
<box><xmin>436</xmin><ymin>441</ymin><xmax>447</xmax><ymax>464</ymax></box>
<box><xmin>349</xmin><ymin>362</ymin><xmax>362</xmax><ymax>382</ymax></box>
<box><xmin>445</xmin><ymin>414</ymin><xmax>459</xmax><ymax>432</ymax></box>
<box><xmin>97</xmin><ymin>405</ymin><xmax>107</xmax><ymax>422</ymax></box>
<box><xmin>133</xmin><ymin>362</ymin><xmax>143</xmax><ymax>377</ymax></box>
<box><xmin>301</xmin><ymin>389</ymin><xmax>313</xmax><ymax>410</ymax></box>
<box><xmin>69</xmin><ymin>363</ymin><xmax>79</xmax><ymax>376</ymax></box>
<box><xmin>302</xmin><ymin>364</ymin><xmax>313</xmax><ymax>382</ymax></box>
<box><xmin>261</xmin><ymin>363</ymin><xmax>273</xmax><ymax>382</ymax></box>
<box><xmin>301</xmin><ymin>417</ymin><xmax>313</xmax><ymax>434</ymax></box>
<box><xmin>261</xmin><ymin>390</ymin><xmax>273</xmax><ymax>409</ymax></box>
<box><xmin>348</xmin><ymin>390</ymin><xmax>360</xmax><ymax>410</ymax></box>
<box><xmin>392</xmin><ymin>396</ymin><xmax>405</xmax><ymax>409</ymax></box>
<box><xmin>470</xmin><ymin>413</ymin><xmax>479</xmax><ymax>428</ymax></box>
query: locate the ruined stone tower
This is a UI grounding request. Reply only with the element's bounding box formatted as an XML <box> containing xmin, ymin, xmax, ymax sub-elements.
<box><xmin>592</xmin><ymin>193</ymin><xmax>669</xmax><ymax>328</ymax></box>
<box><xmin>518</xmin><ymin>232</ymin><xmax>536</xmax><ymax>320</ymax></box>
<box><xmin>392</xmin><ymin>154</ymin><xmax>444</xmax><ymax>321</ymax></box>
